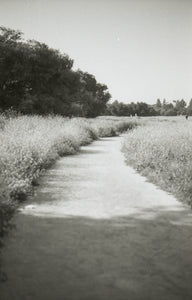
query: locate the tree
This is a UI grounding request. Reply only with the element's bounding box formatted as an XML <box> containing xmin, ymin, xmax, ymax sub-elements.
<box><xmin>76</xmin><ymin>70</ymin><xmax>111</xmax><ymax>117</ymax></box>
<box><xmin>174</xmin><ymin>99</ymin><xmax>187</xmax><ymax>115</ymax></box>
<box><xmin>156</xmin><ymin>99</ymin><xmax>161</xmax><ymax>108</ymax></box>
<box><xmin>105</xmin><ymin>100</ymin><xmax>157</xmax><ymax>116</ymax></box>
<box><xmin>0</xmin><ymin>27</ymin><xmax>26</xmax><ymax>109</ymax></box>
<box><xmin>0</xmin><ymin>26</ymin><xmax>111</xmax><ymax>116</ymax></box>
<box><xmin>187</xmin><ymin>99</ymin><xmax>192</xmax><ymax>116</ymax></box>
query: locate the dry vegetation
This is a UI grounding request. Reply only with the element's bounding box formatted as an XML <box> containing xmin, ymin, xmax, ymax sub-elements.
<box><xmin>0</xmin><ymin>114</ymin><xmax>137</xmax><ymax>237</ymax></box>
<box><xmin>2</xmin><ymin>114</ymin><xmax>191</xmax><ymax>239</ymax></box>
<box><xmin>122</xmin><ymin>116</ymin><xmax>192</xmax><ymax>206</ymax></box>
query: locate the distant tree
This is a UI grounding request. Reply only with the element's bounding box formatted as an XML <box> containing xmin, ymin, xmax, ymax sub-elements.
<box><xmin>187</xmin><ymin>99</ymin><xmax>192</xmax><ymax>116</ymax></box>
<box><xmin>163</xmin><ymin>103</ymin><xmax>176</xmax><ymax>116</ymax></box>
<box><xmin>105</xmin><ymin>100</ymin><xmax>157</xmax><ymax>116</ymax></box>
<box><xmin>156</xmin><ymin>99</ymin><xmax>161</xmax><ymax>108</ymax></box>
<box><xmin>135</xmin><ymin>102</ymin><xmax>150</xmax><ymax>116</ymax></box>
<box><xmin>153</xmin><ymin>99</ymin><xmax>162</xmax><ymax>115</ymax></box>
<box><xmin>162</xmin><ymin>99</ymin><xmax>167</xmax><ymax>109</ymax></box>
<box><xmin>174</xmin><ymin>99</ymin><xmax>187</xmax><ymax>115</ymax></box>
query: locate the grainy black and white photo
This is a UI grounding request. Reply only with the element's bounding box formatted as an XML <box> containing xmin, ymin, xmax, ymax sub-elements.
<box><xmin>0</xmin><ymin>0</ymin><xmax>192</xmax><ymax>299</ymax></box>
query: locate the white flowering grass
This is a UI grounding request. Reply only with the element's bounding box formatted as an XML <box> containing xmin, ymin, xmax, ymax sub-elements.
<box><xmin>0</xmin><ymin>115</ymin><xmax>136</xmax><ymax>200</ymax></box>
<box><xmin>0</xmin><ymin>116</ymin><xmax>87</xmax><ymax>198</ymax></box>
<box><xmin>0</xmin><ymin>114</ymin><xmax>137</xmax><ymax>236</ymax></box>
<box><xmin>122</xmin><ymin>117</ymin><xmax>192</xmax><ymax>205</ymax></box>
<box><xmin>92</xmin><ymin>117</ymin><xmax>138</xmax><ymax>136</ymax></box>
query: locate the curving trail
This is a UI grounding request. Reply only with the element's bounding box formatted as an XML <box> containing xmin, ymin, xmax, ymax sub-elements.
<box><xmin>1</xmin><ymin>136</ymin><xmax>192</xmax><ymax>300</ymax></box>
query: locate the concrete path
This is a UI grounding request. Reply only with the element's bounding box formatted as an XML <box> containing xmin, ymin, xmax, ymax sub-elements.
<box><xmin>1</xmin><ymin>136</ymin><xmax>192</xmax><ymax>300</ymax></box>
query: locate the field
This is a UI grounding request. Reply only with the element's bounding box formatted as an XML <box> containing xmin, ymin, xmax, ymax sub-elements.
<box><xmin>0</xmin><ymin>114</ymin><xmax>137</xmax><ymax>238</ymax></box>
<box><xmin>1</xmin><ymin>114</ymin><xmax>192</xmax><ymax>240</ymax></box>
<box><xmin>122</xmin><ymin>116</ymin><xmax>192</xmax><ymax>206</ymax></box>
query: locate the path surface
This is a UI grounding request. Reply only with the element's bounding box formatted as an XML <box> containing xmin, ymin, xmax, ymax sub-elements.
<box><xmin>1</xmin><ymin>136</ymin><xmax>192</xmax><ymax>300</ymax></box>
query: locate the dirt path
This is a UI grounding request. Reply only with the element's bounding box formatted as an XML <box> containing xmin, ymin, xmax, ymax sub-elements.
<box><xmin>1</xmin><ymin>136</ymin><xmax>192</xmax><ymax>300</ymax></box>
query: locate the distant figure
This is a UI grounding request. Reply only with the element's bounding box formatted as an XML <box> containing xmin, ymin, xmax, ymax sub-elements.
<box><xmin>186</xmin><ymin>114</ymin><xmax>188</xmax><ymax>120</ymax></box>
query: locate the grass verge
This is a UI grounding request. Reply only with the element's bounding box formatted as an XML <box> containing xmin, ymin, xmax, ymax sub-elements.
<box><xmin>0</xmin><ymin>115</ymin><xmax>137</xmax><ymax>239</ymax></box>
<box><xmin>122</xmin><ymin>117</ymin><xmax>192</xmax><ymax>206</ymax></box>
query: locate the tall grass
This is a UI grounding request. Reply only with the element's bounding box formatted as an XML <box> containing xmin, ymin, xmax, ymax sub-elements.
<box><xmin>122</xmin><ymin>117</ymin><xmax>192</xmax><ymax>206</ymax></box>
<box><xmin>0</xmin><ymin>114</ymin><xmax>137</xmax><ymax>237</ymax></box>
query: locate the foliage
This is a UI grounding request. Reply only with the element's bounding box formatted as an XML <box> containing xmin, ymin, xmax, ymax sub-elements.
<box><xmin>187</xmin><ymin>99</ymin><xmax>192</xmax><ymax>116</ymax></box>
<box><xmin>106</xmin><ymin>99</ymin><xmax>191</xmax><ymax>117</ymax></box>
<box><xmin>153</xmin><ymin>99</ymin><xmax>187</xmax><ymax>116</ymax></box>
<box><xmin>0</xmin><ymin>27</ymin><xmax>111</xmax><ymax>117</ymax></box>
<box><xmin>122</xmin><ymin>117</ymin><xmax>192</xmax><ymax>206</ymax></box>
<box><xmin>106</xmin><ymin>100</ymin><xmax>158</xmax><ymax>116</ymax></box>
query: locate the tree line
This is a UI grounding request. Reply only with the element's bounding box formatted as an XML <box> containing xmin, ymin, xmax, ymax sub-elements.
<box><xmin>106</xmin><ymin>98</ymin><xmax>192</xmax><ymax>117</ymax></box>
<box><xmin>0</xmin><ymin>27</ymin><xmax>111</xmax><ymax>117</ymax></box>
<box><xmin>1</xmin><ymin>26</ymin><xmax>191</xmax><ymax>118</ymax></box>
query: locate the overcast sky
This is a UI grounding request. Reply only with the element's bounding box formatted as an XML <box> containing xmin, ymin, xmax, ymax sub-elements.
<box><xmin>0</xmin><ymin>0</ymin><xmax>192</xmax><ymax>103</ymax></box>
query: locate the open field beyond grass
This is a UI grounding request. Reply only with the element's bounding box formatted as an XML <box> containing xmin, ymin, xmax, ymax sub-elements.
<box><xmin>122</xmin><ymin>116</ymin><xmax>192</xmax><ymax>207</ymax></box>
<box><xmin>0</xmin><ymin>115</ymin><xmax>137</xmax><ymax>238</ymax></box>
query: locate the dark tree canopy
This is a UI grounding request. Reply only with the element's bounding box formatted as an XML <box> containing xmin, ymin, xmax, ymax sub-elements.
<box><xmin>0</xmin><ymin>27</ymin><xmax>111</xmax><ymax>117</ymax></box>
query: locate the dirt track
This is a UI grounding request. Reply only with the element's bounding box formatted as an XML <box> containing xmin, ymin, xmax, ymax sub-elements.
<box><xmin>1</xmin><ymin>136</ymin><xmax>192</xmax><ymax>300</ymax></box>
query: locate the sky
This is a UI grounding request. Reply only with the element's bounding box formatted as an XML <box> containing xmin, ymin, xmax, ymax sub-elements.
<box><xmin>0</xmin><ymin>0</ymin><xmax>192</xmax><ymax>104</ymax></box>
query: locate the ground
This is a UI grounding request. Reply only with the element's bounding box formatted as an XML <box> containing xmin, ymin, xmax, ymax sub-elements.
<box><xmin>1</xmin><ymin>136</ymin><xmax>192</xmax><ymax>300</ymax></box>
